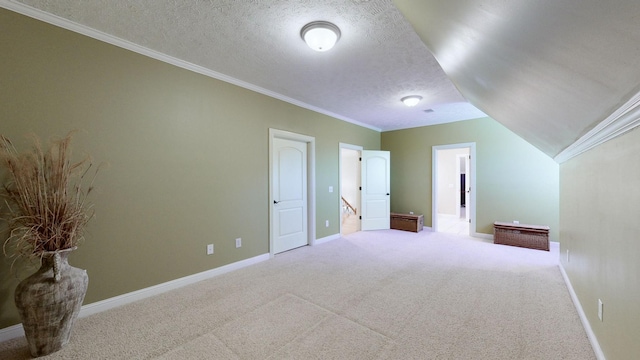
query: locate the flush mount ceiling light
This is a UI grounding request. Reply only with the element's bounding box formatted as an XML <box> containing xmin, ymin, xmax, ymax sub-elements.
<box><xmin>301</xmin><ymin>21</ymin><xmax>341</xmax><ymax>52</ymax></box>
<box><xmin>401</xmin><ymin>95</ymin><xmax>423</xmax><ymax>107</ymax></box>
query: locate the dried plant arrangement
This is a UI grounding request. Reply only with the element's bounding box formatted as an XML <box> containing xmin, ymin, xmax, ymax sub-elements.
<box><xmin>0</xmin><ymin>132</ymin><xmax>98</xmax><ymax>266</ymax></box>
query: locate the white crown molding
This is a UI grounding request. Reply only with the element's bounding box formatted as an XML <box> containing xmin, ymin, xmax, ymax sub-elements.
<box><xmin>555</xmin><ymin>91</ymin><xmax>640</xmax><ymax>163</ymax></box>
<box><xmin>0</xmin><ymin>253</ymin><xmax>270</xmax><ymax>342</ymax></box>
<box><xmin>0</xmin><ymin>1</ymin><xmax>381</xmax><ymax>133</ymax></box>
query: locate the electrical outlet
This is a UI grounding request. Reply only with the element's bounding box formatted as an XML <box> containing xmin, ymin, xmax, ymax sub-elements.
<box><xmin>329</xmin><ymin>186</ymin><xmax>333</xmax><ymax>193</ymax></box>
<box><xmin>235</xmin><ymin>238</ymin><xmax>242</xmax><ymax>248</ymax></box>
<box><xmin>207</xmin><ymin>244</ymin><xmax>214</xmax><ymax>255</ymax></box>
<box><xmin>598</xmin><ymin>299</ymin><xmax>603</xmax><ymax>321</ymax></box>
<box><xmin>513</xmin><ymin>220</ymin><xmax>520</xmax><ymax>224</ymax></box>
<box><xmin>325</xmin><ymin>220</ymin><xmax>329</xmax><ymax>227</ymax></box>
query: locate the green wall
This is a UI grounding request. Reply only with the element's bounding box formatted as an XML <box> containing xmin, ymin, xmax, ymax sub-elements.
<box><xmin>0</xmin><ymin>9</ymin><xmax>379</xmax><ymax>329</ymax></box>
<box><xmin>560</xmin><ymin>128</ymin><xmax>640</xmax><ymax>360</ymax></box>
<box><xmin>381</xmin><ymin>118</ymin><xmax>559</xmax><ymax>238</ymax></box>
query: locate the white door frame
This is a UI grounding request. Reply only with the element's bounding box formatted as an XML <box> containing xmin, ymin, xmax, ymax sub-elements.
<box><xmin>339</xmin><ymin>143</ymin><xmax>363</xmax><ymax>234</ymax></box>
<box><xmin>269</xmin><ymin>129</ymin><xmax>316</xmax><ymax>257</ymax></box>
<box><xmin>432</xmin><ymin>142</ymin><xmax>476</xmax><ymax>235</ymax></box>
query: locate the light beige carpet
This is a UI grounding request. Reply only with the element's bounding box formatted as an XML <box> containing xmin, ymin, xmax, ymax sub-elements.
<box><xmin>0</xmin><ymin>230</ymin><xmax>595</xmax><ymax>359</ymax></box>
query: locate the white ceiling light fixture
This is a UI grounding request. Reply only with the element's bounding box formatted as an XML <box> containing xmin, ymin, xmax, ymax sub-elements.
<box><xmin>301</xmin><ymin>21</ymin><xmax>341</xmax><ymax>52</ymax></box>
<box><xmin>401</xmin><ymin>95</ymin><xmax>423</xmax><ymax>107</ymax></box>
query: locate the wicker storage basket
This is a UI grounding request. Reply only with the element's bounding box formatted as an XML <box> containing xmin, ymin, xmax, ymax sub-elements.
<box><xmin>391</xmin><ymin>213</ymin><xmax>424</xmax><ymax>232</ymax></box>
<box><xmin>493</xmin><ymin>221</ymin><xmax>549</xmax><ymax>251</ymax></box>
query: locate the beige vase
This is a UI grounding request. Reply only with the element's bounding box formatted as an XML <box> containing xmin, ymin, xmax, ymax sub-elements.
<box><xmin>14</xmin><ymin>247</ymin><xmax>89</xmax><ymax>357</ymax></box>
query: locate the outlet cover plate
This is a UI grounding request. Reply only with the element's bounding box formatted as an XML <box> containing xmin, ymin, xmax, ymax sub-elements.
<box><xmin>598</xmin><ymin>299</ymin><xmax>603</xmax><ymax>321</ymax></box>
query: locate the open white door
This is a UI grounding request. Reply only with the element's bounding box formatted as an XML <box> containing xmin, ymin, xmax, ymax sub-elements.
<box><xmin>361</xmin><ymin>150</ymin><xmax>390</xmax><ymax>230</ymax></box>
<box><xmin>465</xmin><ymin>155</ymin><xmax>471</xmax><ymax>224</ymax></box>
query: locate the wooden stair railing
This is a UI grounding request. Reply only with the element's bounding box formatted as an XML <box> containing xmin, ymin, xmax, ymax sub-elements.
<box><xmin>341</xmin><ymin>196</ymin><xmax>357</xmax><ymax>215</ymax></box>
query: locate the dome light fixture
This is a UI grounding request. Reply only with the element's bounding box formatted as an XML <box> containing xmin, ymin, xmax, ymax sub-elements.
<box><xmin>401</xmin><ymin>95</ymin><xmax>423</xmax><ymax>107</ymax></box>
<box><xmin>301</xmin><ymin>21</ymin><xmax>341</xmax><ymax>52</ymax></box>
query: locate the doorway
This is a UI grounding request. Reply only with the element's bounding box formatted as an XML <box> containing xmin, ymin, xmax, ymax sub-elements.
<box><xmin>339</xmin><ymin>145</ymin><xmax>391</xmax><ymax>234</ymax></box>
<box><xmin>432</xmin><ymin>143</ymin><xmax>476</xmax><ymax>236</ymax></box>
<box><xmin>339</xmin><ymin>143</ymin><xmax>362</xmax><ymax>235</ymax></box>
<box><xmin>455</xmin><ymin>153</ymin><xmax>470</xmax><ymax>223</ymax></box>
<box><xmin>269</xmin><ymin>129</ymin><xmax>316</xmax><ymax>256</ymax></box>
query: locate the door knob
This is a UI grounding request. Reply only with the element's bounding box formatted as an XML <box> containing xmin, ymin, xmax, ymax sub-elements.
<box><xmin>274</xmin><ymin>200</ymin><xmax>280</xmax><ymax>204</ymax></box>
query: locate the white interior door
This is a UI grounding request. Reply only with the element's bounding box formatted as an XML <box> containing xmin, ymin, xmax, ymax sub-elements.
<box><xmin>361</xmin><ymin>150</ymin><xmax>390</xmax><ymax>231</ymax></box>
<box><xmin>465</xmin><ymin>155</ymin><xmax>471</xmax><ymax>224</ymax></box>
<box><xmin>272</xmin><ymin>138</ymin><xmax>308</xmax><ymax>253</ymax></box>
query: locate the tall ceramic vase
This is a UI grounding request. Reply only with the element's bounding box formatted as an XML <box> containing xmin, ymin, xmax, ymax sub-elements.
<box><xmin>14</xmin><ymin>247</ymin><xmax>89</xmax><ymax>357</ymax></box>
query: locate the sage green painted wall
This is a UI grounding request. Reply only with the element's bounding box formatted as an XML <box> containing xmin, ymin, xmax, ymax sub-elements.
<box><xmin>0</xmin><ymin>9</ymin><xmax>379</xmax><ymax>329</ymax></box>
<box><xmin>381</xmin><ymin>118</ymin><xmax>559</xmax><ymax>238</ymax></box>
<box><xmin>560</xmin><ymin>128</ymin><xmax>640</xmax><ymax>360</ymax></box>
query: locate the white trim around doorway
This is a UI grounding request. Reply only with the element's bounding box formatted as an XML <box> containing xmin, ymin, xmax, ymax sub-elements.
<box><xmin>268</xmin><ymin>129</ymin><xmax>316</xmax><ymax>257</ymax></box>
<box><xmin>339</xmin><ymin>143</ymin><xmax>364</xmax><ymax>235</ymax></box>
<box><xmin>432</xmin><ymin>143</ymin><xmax>477</xmax><ymax>236</ymax></box>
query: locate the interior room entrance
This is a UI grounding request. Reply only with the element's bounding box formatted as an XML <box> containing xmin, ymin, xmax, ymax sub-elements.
<box><xmin>432</xmin><ymin>143</ymin><xmax>476</xmax><ymax>236</ymax></box>
<box><xmin>340</xmin><ymin>144</ymin><xmax>362</xmax><ymax>235</ymax></box>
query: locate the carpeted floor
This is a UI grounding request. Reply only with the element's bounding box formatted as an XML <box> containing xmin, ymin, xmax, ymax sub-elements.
<box><xmin>0</xmin><ymin>230</ymin><xmax>595</xmax><ymax>359</ymax></box>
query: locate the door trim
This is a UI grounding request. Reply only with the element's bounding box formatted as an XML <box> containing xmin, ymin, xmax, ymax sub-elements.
<box><xmin>432</xmin><ymin>142</ymin><xmax>476</xmax><ymax>235</ymax></box>
<box><xmin>269</xmin><ymin>129</ymin><xmax>316</xmax><ymax>257</ymax></box>
<box><xmin>339</xmin><ymin>143</ymin><xmax>363</xmax><ymax>235</ymax></box>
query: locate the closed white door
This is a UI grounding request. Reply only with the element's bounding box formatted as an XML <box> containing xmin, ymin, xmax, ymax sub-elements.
<box><xmin>272</xmin><ymin>138</ymin><xmax>308</xmax><ymax>253</ymax></box>
<box><xmin>361</xmin><ymin>150</ymin><xmax>390</xmax><ymax>230</ymax></box>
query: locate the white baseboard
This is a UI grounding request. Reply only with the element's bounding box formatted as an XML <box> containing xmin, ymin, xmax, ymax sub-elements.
<box><xmin>0</xmin><ymin>253</ymin><xmax>270</xmax><ymax>343</ymax></box>
<box><xmin>0</xmin><ymin>324</ymin><xmax>23</xmax><ymax>343</ymax></box>
<box><xmin>559</xmin><ymin>263</ymin><xmax>606</xmax><ymax>360</ymax></box>
<box><xmin>472</xmin><ymin>233</ymin><xmax>560</xmax><ymax>249</ymax></box>
<box><xmin>472</xmin><ymin>232</ymin><xmax>493</xmax><ymax>241</ymax></box>
<box><xmin>314</xmin><ymin>234</ymin><xmax>340</xmax><ymax>245</ymax></box>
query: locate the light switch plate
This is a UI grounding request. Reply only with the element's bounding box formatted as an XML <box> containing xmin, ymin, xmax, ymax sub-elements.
<box><xmin>598</xmin><ymin>299</ymin><xmax>603</xmax><ymax>321</ymax></box>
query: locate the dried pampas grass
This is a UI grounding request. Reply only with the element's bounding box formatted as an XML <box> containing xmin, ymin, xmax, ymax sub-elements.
<box><xmin>0</xmin><ymin>131</ymin><xmax>98</xmax><ymax>265</ymax></box>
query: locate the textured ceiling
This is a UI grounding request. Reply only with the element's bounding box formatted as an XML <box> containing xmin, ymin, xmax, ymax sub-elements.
<box><xmin>395</xmin><ymin>0</ymin><xmax>640</xmax><ymax>158</ymax></box>
<box><xmin>10</xmin><ymin>0</ymin><xmax>486</xmax><ymax>131</ymax></box>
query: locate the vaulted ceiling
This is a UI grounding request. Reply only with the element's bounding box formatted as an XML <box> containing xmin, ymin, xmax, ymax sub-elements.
<box><xmin>4</xmin><ymin>0</ymin><xmax>640</xmax><ymax>159</ymax></box>
<box><xmin>395</xmin><ymin>0</ymin><xmax>640</xmax><ymax>158</ymax></box>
